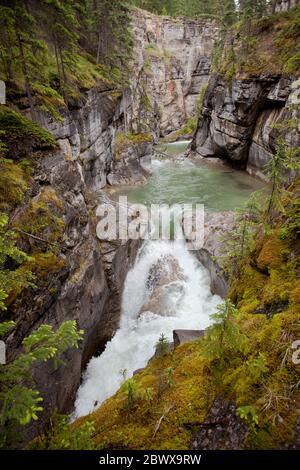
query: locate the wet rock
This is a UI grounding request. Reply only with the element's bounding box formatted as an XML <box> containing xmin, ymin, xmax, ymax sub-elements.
<box><xmin>107</xmin><ymin>138</ymin><xmax>153</xmax><ymax>186</ymax></box>
<box><xmin>139</xmin><ymin>255</ymin><xmax>186</xmax><ymax>317</ymax></box>
<box><xmin>173</xmin><ymin>329</ymin><xmax>205</xmax><ymax>348</ymax></box>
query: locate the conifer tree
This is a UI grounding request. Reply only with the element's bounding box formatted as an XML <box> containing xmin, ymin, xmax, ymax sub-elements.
<box><xmin>0</xmin><ymin>214</ymin><xmax>83</xmax><ymax>447</ymax></box>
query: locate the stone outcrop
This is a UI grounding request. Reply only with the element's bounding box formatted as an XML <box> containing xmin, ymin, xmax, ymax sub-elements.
<box><xmin>190</xmin><ymin>397</ymin><xmax>248</xmax><ymax>450</ymax></box>
<box><xmin>6</xmin><ymin>135</ymin><xmax>141</xmax><ymax>442</ymax></box>
<box><xmin>125</xmin><ymin>9</ymin><xmax>219</xmax><ymax>138</ymax></box>
<box><xmin>139</xmin><ymin>255</ymin><xmax>186</xmax><ymax>317</ymax></box>
<box><xmin>194</xmin><ymin>211</ymin><xmax>235</xmax><ymax>298</ymax></box>
<box><xmin>107</xmin><ymin>134</ymin><xmax>153</xmax><ymax>185</ymax></box>
<box><xmin>32</xmin><ymin>88</ymin><xmax>120</xmax><ymax>191</ymax></box>
<box><xmin>173</xmin><ymin>329</ymin><xmax>205</xmax><ymax>348</ymax></box>
<box><xmin>271</xmin><ymin>0</ymin><xmax>300</xmax><ymax>13</ymax></box>
<box><xmin>191</xmin><ymin>75</ymin><xmax>300</xmax><ymax>179</ymax></box>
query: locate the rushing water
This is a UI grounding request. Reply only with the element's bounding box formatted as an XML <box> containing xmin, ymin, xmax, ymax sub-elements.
<box><xmin>74</xmin><ymin>141</ymin><xmax>266</xmax><ymax>419</ymax></box>
<box><xmin>74</xmin><ymin>237</ymin><xmax>222</xmax><ymax>418</ymax></box>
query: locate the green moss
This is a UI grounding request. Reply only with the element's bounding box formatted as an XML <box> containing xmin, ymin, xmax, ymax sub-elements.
<box><xmin>6</xmin><ymin>251</ymin><xmax>66</xmax><ymax>307</ymax></box>
<box><xmin>0</xmin><ymin>159</ymin><xmax>30</xmax><ymax>212</ymax></box>
<box><xmin>114</xmin><ymin>132</ymin><xmax>153</xmax><ymax>160</ymax></box>
<box><xmin>12</xmin><ymin>187</ymin><xmax>65</xmax><ymax>246</ymax></box>
<box><xmin>145</xmin><ymin>44</ymin><xmax>164</xmax><ymax>59</ymax></box>
<box><xmin>217</xmin><ymin>7</ymin><xmax>300</xmax><ymax>78</ymax></box>
<box><xmin>23</xmin><ymin>252</ymin><xmax>66</xmax><ymax>278</ymax></box>
<box><xmin>71</xmin><ymin>340</ymin><xmax>215</xmax><ymax>450</ymax></box>
<box><xmin>162</xmin><ymin>117</ymin><xmax>197</xmax><ymax>143</ymax></box>
<box><xmin>0</xmin><ymin>107</ymin><xmax>56</xmax><ymax>159</ymax></box>
<box><xmin>257</xmin><ymin>229</ymin><xmax>290</xmax><ymax>272</ymax></box>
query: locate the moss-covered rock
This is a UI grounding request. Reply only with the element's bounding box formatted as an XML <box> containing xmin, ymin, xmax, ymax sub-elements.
<box><xmin>216</xmin><ymin>7</ymin><xmax>300</xmax><ymax>78</ymax></box>
<box><xmin>12</xmin><ymin>187</ymin><xmax>65</xmax><ymax>246</ymax></box>
<box><xmin>114</xmin><ymin>132</ymin><xmax>153</xmax><ymax>161</ymax></box>
<box><xmin>0</xmin><ymin>159</ymin><xmax>31</xmax><ymax>212</ymax></box>
<box><xmin>0</xmin><ymin>107</ymin><xmax>56</xmax><ymax>159</ymax></box>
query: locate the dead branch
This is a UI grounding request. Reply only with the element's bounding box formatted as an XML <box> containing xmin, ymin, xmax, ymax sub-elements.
<box><xmin>152</xmin><ymin>404</ymin><xmax>174</xmax><ymax>438</ymax></box>
<box><xmin>14</xmin><ymin>228</ymin><xmax>57</xmax><ymax>247</ymax></box>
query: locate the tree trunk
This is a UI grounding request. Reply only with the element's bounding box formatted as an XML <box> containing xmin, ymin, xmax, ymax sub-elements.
<box><xmin>17</xmin><ymin>33</ymin><xmax>36</xmax><ymax>121</ymax></box>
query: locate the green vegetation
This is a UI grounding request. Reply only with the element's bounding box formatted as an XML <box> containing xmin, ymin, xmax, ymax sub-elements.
<box><xmin>29</xmin><ymin>414</ymin><xmax>95</xmax><ymax>450</ymax></box>
<box><xmin>0</xmin><ymin>320</ymin><xmax>83</xmax><ymax>448</ymax></box>
<box><xmin>0</xmin><ymin>213</ymin><xmax>83</xmax><ymax>448</ymax></box>
<box><xmin>162</xmin><ymin>117</ymin><xmax>197</xmax><ymax>143</ymax></box>
<box><xmin>129</xmin><ymin>0</ymin><xmax>236</xmax><ymax>25</ymax></box>
<box><xmin>121</xmin><ymin>378</ymin><xmax>139</xmax><ymax>409</ymax></box>
<box><xmin>217</xmin><ymin>6</ymin><xmax>300</xmax><ymax>77</ymax></box>
<box><xmin>195</xmin><ymin>83</ymin><xmax>208</xmax><ymax>118</ymax></box>
<box><xmin>12</xmin><ymin>187</ymin><xmax>65</xmax><ymax>246</ymax></box>
<box><xmin>114</xmin><ymin>132</ymin><xmax>153</xmax><ymax>160</ymax></box>
<box><xmin>0</xmin><ymin>159</ymin><xmax>30</xmax><ymax>212</ymax></box>
<box><xmin>155</xmin><ymin>333</ymin><xmax>170</xmax><ymax>358</ymax></box>
<box><xmin>0</xmin><ymin>107</ymin><xmax>56</xmax><ymax>158</ymax></box>
<box><xmin>0</xmin><ymin>214</ymin><xmax>34</xmax><ymax>312</ymax></box>
<box><xmin>0</xmin><ymin>0</ymin><xmax>133</xmax><ymax>117</ymax></box>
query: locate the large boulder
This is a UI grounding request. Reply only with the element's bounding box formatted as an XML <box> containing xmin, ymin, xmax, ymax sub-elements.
<box><xmin>139</xmin><ymin>255</ymin><xmax>186</xmax><ymax>317</ymax></box>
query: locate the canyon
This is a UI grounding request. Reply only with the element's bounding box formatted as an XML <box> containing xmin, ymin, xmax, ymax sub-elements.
<box><xmin>2</xmin><ymin>4</ymin><xmax>299</xmax><ymax>447</ymax></box>
<box><xmin>5</xmin><ymin>9</ymin><xmax>223</xmax><ymax>440</ymax></box>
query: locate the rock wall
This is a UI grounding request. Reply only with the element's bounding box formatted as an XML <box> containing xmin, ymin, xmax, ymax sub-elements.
<box><xmin>124</xmin><ymin>9</ymin><xmax>219</xmax><ymax>138</ymax></box>
<box><xmin>7</xmin><ymin>75</ymin><xmax>145</xmax><ymax>442</ymax></box>
<box><xmin>195</xmin><ymin>211</ymin><xmax>235</xmax><ymax>298</ymax></box>
<box><xmin>271</xmin><ymin>0</ymin><xmax>300</xmax><ymax>13</ymax></box>
<box><xmin>191</xmin><ymin>75</ymin><xmax>300</xmax><ymax>179</ymax></box>
<box><xmin>6</xmin><ymin>122</ymin><xmax>141</xmax><ymax>442</ymax></box>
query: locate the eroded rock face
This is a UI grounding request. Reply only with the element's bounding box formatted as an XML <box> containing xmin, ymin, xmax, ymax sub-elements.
<box><xmin>107</xmin><ymin>138</ymin><xmax>153</xmax><ymax>185</ymax></box>
<box><xmin>32</xmin><ymin>89</ymin><xmax>121</xmax><ymax>190</ymax></box>
<box><xmin>194</xmin><ymin>211</ymin><xmax>235</xmax><ymax>298</ymax></box>
<box><xmin>128</xmin><ymin>9</ymin><xmax>219</xmax><ymax>137</ymax></box>
<box><xmin>6</xmin><ymin>139</ymin><xmax>142</xmax><ymax>443</ymax></box>
<box><xmin>192</xmin><ymin>75</ymin><xmax>300</xmax><ymax>178</ymax></box>
<box><xmin>247</xmin><ymin>80</ymin><xmax>300</xmax><ymax>180</ymax></box>
<box><xmin>173</xmin><ymin>329</ymin><xmax>205</xmax><ymax>348</ymax></box>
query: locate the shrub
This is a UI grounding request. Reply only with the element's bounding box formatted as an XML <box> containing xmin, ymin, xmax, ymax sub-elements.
<box><xmin>155</xmin><ymin>333</ymin><xmax>170</xmax><ymax>358</ymax></box>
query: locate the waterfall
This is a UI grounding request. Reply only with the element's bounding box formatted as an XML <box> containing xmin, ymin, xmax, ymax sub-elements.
<box><xmin>73</xmin><ymin>236</ymin><xmax>221</xmax><ymax>419</ymax></box>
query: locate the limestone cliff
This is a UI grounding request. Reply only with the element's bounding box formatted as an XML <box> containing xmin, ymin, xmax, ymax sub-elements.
<box><xmin>124</xmin><ymin>8</ymin><xmax>219</xmax><ymax>138</ymax></box>
<box><xmin>192</xmin><ymin>75</ymin><xmax>299</xmax><ymax>179</ymax></box>
<box><xmin>191</xmin><ymin>8</ymin><xmax>300</xmax><ymax>179</ymax></box>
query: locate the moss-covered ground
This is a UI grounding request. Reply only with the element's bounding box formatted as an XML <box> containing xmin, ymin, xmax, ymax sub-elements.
<box><xmin>215</xmin><ymin>6</ymin><xmax>300</xmax><ymax>78</ymax></box>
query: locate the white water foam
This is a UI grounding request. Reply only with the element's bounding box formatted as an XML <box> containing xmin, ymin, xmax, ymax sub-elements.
<box><xmin>73</xmin><ymin>237</ymin><xmax>221</xmax><ymax>419</ymax></box>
